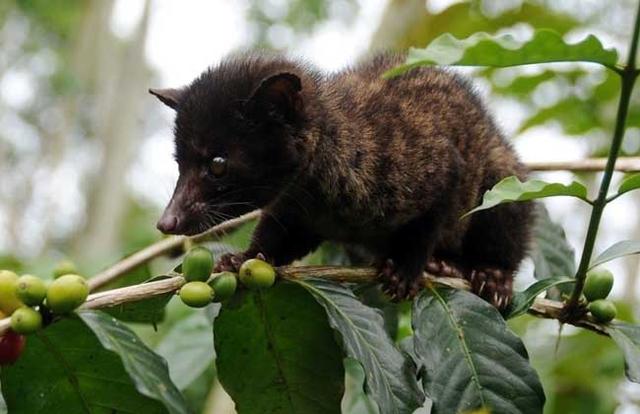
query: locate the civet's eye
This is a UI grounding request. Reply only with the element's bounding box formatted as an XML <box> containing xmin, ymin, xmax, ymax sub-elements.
<box><xmin>211</xmin><ymin>157</ymin><xmax>227</xmax><ymax>177</ymax></box>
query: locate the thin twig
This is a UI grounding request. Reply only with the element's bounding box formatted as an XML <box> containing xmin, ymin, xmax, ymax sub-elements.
<box><xmin>84</xmin><ymin>157</ymin><xmax>640</xmax><ymax>293</ymax></box>
<box><xmin>60</xmin><ymin>155</ymin><xmax>639</xmax><ymax>330</ymax></box>
<box><xmin>527</xmin><ymin>157</ymin><xmax>640</xmax><ymax>173</ymax></box>
<box><xmin>88</xmin><ymin>210</ymin><xmax>260</xmax><ymax>291</ymax></box>
<box><xmin>0</xmin><ymin>265</ymin><xmax>609</xmax><ymax>336</ymax></box>
<box><xmin>84</xmin><ymin>275</ymin><xmax>184</xmax><ymax>309</ymax></box>
<box><xmin>566</xmin><ymin>1</ymin><xmax>640</xmax><ymax>314</ymax></box>
<box><xmin>0</xmin><ymin>278</ymin><xmax>186</xmax><ymax>334</ymax></box>
<box><xmin>528</xmin><ymin>297</ymin><xmax>608</xmax><ymax>335</ymax></box>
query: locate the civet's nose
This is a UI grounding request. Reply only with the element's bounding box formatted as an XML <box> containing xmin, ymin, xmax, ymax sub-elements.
<box><xmin>156</xmin><ymin>213</ymin><xmax>180</xmax><ymax>234</ymax></box>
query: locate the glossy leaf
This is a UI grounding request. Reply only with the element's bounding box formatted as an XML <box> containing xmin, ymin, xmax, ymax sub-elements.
<box><xmin>297</xmin><ymin>278</ymin><xmax>424</xmax><ymax>414</ymax></box>
<box><xmin>79</xmin><ymin>311</ymin><xmax>189</xmax><ymax>414</ymax></box>
<box><xmin>156</xmin><ymin>311</ymin><xmax>215</xmax><ymax>389</ymax></box>
<box><xmin>1</xmin><ymin>313</ymin><xmax>187</xmax><ymax>413</ymax></box>
<box><xmin>507</xmin><ymin>277</ymin><xmax>575</xmax><ymax>319</ymax></box>
<box><xmin>385</xmin><ymin>29</ymin><xmax>618</xmax><ymax>77</ymax></box>
<box><xmin>590</xmin><ymin>240</ymin><xmax>640</xmax><ymax>269</ymax></box>
<box><xmin>412</xmin><ymin>288</ymin><xmax>545</xmax><ymax>414</ymax></box>
<box><xmin>215</xmin><ymin>281</ymin><xmax>344</xmax><ymax>414</ymax></box>
<box><xmin>463</xmin><ymin>176</ymin><xmax>589</xmax><ymax>217</ymax></box>
<box><xmin>617</xmin><ymin>174</ymin><xmax>640</xmax><ymax>196</ymax></box>
<box><xmin>606</xmin><ymin>322</ymin><xmax>640</xmax><ymax>383</ymax></box>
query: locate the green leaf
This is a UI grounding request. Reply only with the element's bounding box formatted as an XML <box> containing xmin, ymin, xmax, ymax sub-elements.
<box><xmin>214</xmin><ymin>281</ymin><xmax>344</xmax><ymax>414</ymax></box>
<box><xmin>463</xmin><ymin>176</ymin><xmax>589</xmax><ymax>217</ymax></box>
<box><xmin>155</xmin><ymin>311</ymin><xmax>215</xmax><ymax>389</ymax></box>
<box><xmin>385</xmin><ymin>29</ymin><xmax>618</xmax><ymax>77</ymax></box>
<box><xmin>412</xmin><ymin>288</ymin><xmax>545</xmax><ymax>414</ymax></box>
<box><xmin>530</xmin><ymin>204</ymin><xmax>576</xmax><ymax>281</ymax></box>
<box><xmin>103</xmin><ymin>293</ymin><xmax>172</xmax><ymax>323</ymax></box>
<box><xmin>491</xmin><ymin>70</ymin><xmax>558</xmax><ymax>97</ymax></box>
<box><xmin>1</xmin><ymin>314</ymin><xmax>185</xmax><ymax>413</ymax></box>
<box><xmin>507</xmin><ymin>277</ymin><xmax>575</xmax><ymax>319</ymax></box>
<box><xmin>297</xmin><ymin>278</ymin><xmax>424</xmax><ymax>414</ymax></box>
<box><xmin>79</xmin><ymin>311</ymin><xmax>189</xmax><ymax>414</ymax></box>
<box><xmin>519</xmin><ymin>96</ymin><xmax>602</xmax><ymax>135</ymax></box>
<box><xmin>590</xmin><ymin>240</ymin><xmax>640</xmax><ymax>269</ymax></box>
<box><xmin>102</xmin><ymin>275</ymin><xmax>176</xmax><ymax>323</ymax></box>
<box><xmin>606</xmin><ymin>322</ymin><xmax>640</xmax><ymax>383</ymax></box>
<box><xmin>617</xmin><ymin>174</ymin><xmax>640</xmax><ymax>196</ymax></box>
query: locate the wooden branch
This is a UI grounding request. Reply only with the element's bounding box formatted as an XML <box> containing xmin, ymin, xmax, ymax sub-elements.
<box><xmin>280</xmin><ymin>266</ymin><xmax>608</xmax><ymax>335</ymax></box>
<box><xmin>0</xmin><ymin>265</ymin><xmax>609</xmax><ymax>336</ymax></box>
<box><xmin>85</xmin><ymin>157</ymin><xmax>640</xmax><ymax>293</ymax></box>
<box><xmin>527</xmin><ymin>157</ymin><xmax>640</xmax><ymax>173</ymax></box>
<box><xmin>528</xmin><ymin>297</ymin><xmax>608</xmax><ymax>335</ymax></box>
<box><xmin>88</xmin><ymin>210</ymin><xmax>260</xmax><ymax>291</ymax></box>
<box><xmin>24</xmin><ymin>156</ymin><xmax>627</xmax><ymax>338</ymax></box>
<box><xmin>84</xmin><ymin>275</ymin><xmax>184</xmax><ymax>309</ymax></box>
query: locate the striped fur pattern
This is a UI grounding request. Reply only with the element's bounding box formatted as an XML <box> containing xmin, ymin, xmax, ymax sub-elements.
<box><xmin>152</xmin><ymin>52</ymin><xmax>533</xmax><ymax>307</ymax></box>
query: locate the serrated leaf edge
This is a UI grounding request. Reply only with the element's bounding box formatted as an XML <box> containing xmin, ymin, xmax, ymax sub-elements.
<box><xmin>462</xmin><ymin>177</ymin><xmax>589</xmax><ymax>218</ymax></box>
<box><xmin>384</xmin><ymin>29</ymin><xmax>619</xmax><ymax>77</ymax></box>
<box><xmin>294</xmin><ymin>279</ymin><xmax>399</xmax><ymax>410</ymax></box>
<box><xmin>79</xmin><ymin>311</ymin><xmax>189</xmax><ymax>414</ymax></box>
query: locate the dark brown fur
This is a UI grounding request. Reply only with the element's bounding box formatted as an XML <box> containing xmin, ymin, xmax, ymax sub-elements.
<box><xmin>151</xmin><ymin>52</ymin><xmax>533</xmax><ymax>308</ymax></box>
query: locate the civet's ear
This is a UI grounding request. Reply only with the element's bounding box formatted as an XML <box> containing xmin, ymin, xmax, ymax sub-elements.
<box><xmin>247</xmin><ymin>72</ymin><xmax>303</xmax><ymax>122</ymax></box>
<box><xmin>148</xmin><ymin>87</ymin><xmax>186</xmax><ymax>110</ymax></box>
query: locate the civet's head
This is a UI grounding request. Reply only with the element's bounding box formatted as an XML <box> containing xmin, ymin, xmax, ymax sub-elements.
<box><xmin>151</xmin><ymin>54</ymin><xmax>312</xmax><ymax>235</ymax></box>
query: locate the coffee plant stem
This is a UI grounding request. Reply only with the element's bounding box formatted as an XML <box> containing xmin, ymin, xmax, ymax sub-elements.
<box><xmin>0</xmin><ymin>266</ymin><xmax>609</xmax><ymax>336</ymax></box>
<box><xmin>567</xmin><ymin>1</ymin><xmax>640</xmax><ymax>312</ymax></box>
<box><xmin>85</xmin><ymin>157</ymin><xmax>640</xmax><ymax>292</ymax></box>
<box><xmin>88</xmin><ymin>210</ymin><xmax>260</xmax><ymax>291</ymax></box>
<box><xmin>527</xmin><ymin>157</ymin><xmax>640</xmax><ymax>173</ymax></box>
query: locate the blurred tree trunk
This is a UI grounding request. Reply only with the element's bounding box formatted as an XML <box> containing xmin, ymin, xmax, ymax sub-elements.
<box><xmin>75</xmin><ymin>0</ymin><xmax>152</xmax><ymax>259</ymax></box>
<box><xmin>37</xmin><ymin>0</ymin><xmax>115</xmax><ymax>251</ymax></box>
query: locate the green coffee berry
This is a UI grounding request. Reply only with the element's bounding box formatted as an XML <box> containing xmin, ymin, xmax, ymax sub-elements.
<box><xmin>589</xmin><ymin>299</ymin><xmax>617</xmax><ymax>323</ymax></box>
<box><xmin>179</xmin><ymin>281</ymin><xmax>215</xmax><ymax>308</ymax></box>
<box><xmin>182</xmin><ymin>247</ymin><xmax>214</xmax><ymax>282</ymax></box>
<box><xmin>15</xmin><ymin>275</ymin><xmax>47</xmax><ymax>306</ymax></box>
<box><xmin>583</xmin><ymin>268</ymin><xmax>614</xmax><ymax>301</ymax></box>
<box><xmin>0</xmin><ymin>270</ymin><xmax>22</xmax><ymax>315</ymax></box>
<box><xmin>46</xmin><ymin>274</ymin><xmax>89</xmax><ymax>314</ymax></box>
<box><xmin>10</xmin><ymin>307</ymin><xmax>42</xmax><ymax>334</ymax></box>
<box><xmin>53</xmin><ymin>259</ymin><xmax>78</xmax><ymax>279</ymax></box>
<box><xmin>238</xmin><ymin>259</ymin><xmax>276</xmax><ymax>290</ymax></box>
<box><xmin>209</xmin><ymin>272</ymin><xmax>237</xmax><ymax>302</ymax></box>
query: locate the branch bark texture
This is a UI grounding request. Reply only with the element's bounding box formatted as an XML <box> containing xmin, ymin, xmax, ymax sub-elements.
<box><xmin>0</xmin><ymin>265</ymin><xmax>608</xmax><ymax>336</ymax></box>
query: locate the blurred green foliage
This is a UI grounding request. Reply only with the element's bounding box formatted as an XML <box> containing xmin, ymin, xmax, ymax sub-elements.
<box><xmin>388</xmin><ymin>2</ymin><xmax>577</xmax><ymax>51</ymax></box>
<box><xmin>1</xmin><ymin>0</ymin><xmax>639</xmax><ymax>413</ymax></box>
<box><xmin>16</xmin><ymin>0</ymin><xmax>84</xmax><ymax>40</ymax></box>
<box><xmin>248</xmin><ymin>0</ymin><xmax>357</xmax><ymax>48</ymax></box>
